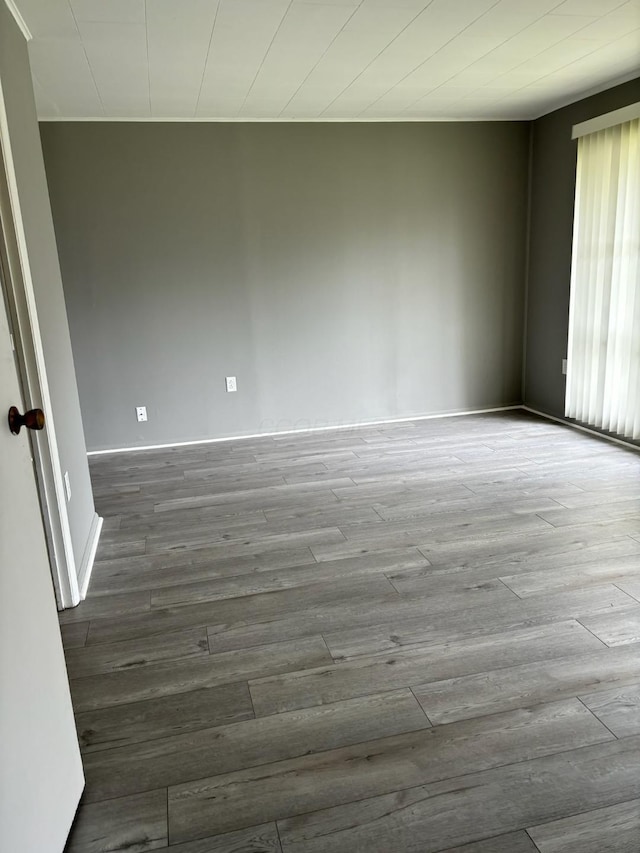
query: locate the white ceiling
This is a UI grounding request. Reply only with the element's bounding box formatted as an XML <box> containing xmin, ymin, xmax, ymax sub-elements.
<box><xmin>11</xmin><ymin>0</ymin><xmax>640</xmax><ymax>120</ymax></box>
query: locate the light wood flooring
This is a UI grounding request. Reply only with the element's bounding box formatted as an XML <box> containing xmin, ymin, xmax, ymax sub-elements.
<box><xmin>60</xmin><ymin>410</ymin><xmax>640</xmax><ymax>853</ymax></box>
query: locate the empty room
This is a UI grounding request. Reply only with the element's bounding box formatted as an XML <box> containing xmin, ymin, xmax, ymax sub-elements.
<box><xmin>1</xmin><ymin>1</ymin><xmax>640</xmax><ymax>852</ymax></box>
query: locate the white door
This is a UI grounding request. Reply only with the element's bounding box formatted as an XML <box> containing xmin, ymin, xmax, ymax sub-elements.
<box><xmin>0</xmin><ymin>273</ymin><xmax>84</xmax><ymax>848</ymax></box>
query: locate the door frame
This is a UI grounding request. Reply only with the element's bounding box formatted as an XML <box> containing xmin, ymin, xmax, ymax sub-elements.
<box><xmin>0</xmin><ymin>75</ymin><xmax>80</xmax><ymax>608</ymax></box>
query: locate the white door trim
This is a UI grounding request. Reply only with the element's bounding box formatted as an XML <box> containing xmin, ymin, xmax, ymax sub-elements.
<box><xmin>0</xmin><ymin>75</ymin><xmax>80</xmax><ymax>608</ymax></box>
<box><xmin>78</xmin><ymin>512</ymin><xmax>103</xmax><ymax>599</ymax></box>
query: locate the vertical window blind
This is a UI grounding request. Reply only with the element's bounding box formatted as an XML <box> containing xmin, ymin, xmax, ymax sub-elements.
<box><xmin>565</xmin><ymin>114</ymin><xmax>640</xmax><ymax>441</ymax></box>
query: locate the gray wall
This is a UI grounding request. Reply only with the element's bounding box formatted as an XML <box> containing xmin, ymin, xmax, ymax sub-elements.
<box><xmin>0</xmin><ymin>7</ymin><xmax>96</xmax><ymax>577</ymax></box>
<box><xmin>525</xmin><ymin>76</ymin><xmax>640</xmax><ymax>418</ymax></box>
<box><xmin>41</xmin><ymin>121</ymin><xmax>529</xmax><ymax>451</ymax></box>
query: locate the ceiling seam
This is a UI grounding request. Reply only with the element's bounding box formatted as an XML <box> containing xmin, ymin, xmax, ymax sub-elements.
<box><xmin>194</xmin><ymin>0</ymin><xmax>221</xmax><ymax>117</ymax></box>
<box><xmin>24</xmin><ymin>0</ymin><xmax>640</xmax><ymax>122</ymax></box>
<box><xmin>317</xmin><ymin>0</ymin><xmax>439</xmax><ymax>117</ymax></box>
<box><xmin>64</xmin><ymin>0</ymin><xmax>106</xmax><ymax>116</ymax></box>
<box><xmin>144</xmin><ymin>0</ymin><xmax>151</xmax><ymax>117</ymax></box>
<box><xmin>396</xmin><ymin>0</ymin><xmax>581</xmax><ymax>116</ymax></box>
<box><xmin>33</xmin><ymin>72</ymin><xmax>62</xmax><ymax>118</ymax></box>
<box><xmin>357</xmin><ymin>0</ymin><xmax>506</xmax><ymax>117</ymax></box>
<box><xmin>431</xmin><ymin>1</ymin><xmax>632</xmax><ymax>118</ymax></box>
<box><xmin>238</xmin><ymin>0</ymin><xmax>295</xmax><ymax>118</ymax></box>
<box><xmin>278</xmin><ymin>0</ymin><xmax>367</xmax><ymax>117</ymax></box>
<box><xmin>358</xmin><ymin>0</ymin><xmax>508</xmax><ymax>116</ymax></box>
<box><xmin>478</xmin><ymin>23</ymin><xmax>640</xmax><ymax>116</ymax></box>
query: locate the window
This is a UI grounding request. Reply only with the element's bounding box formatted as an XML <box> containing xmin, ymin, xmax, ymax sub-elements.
<box><xmin>565</xmin><ymin>108</ymin><xmax>640</xmax><ymax>441</ymax></box>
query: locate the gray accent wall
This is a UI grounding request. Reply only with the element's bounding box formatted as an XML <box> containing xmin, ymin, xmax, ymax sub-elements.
<box><xmin>0</xmin><ymin>5</ymin><xmax>96</xmax><ymax>582</ymax></box>
<box><xmin>42</xmin><ymin>121</ymin><xmax>529</xmax><ymax>451</ymax></box>
<box><xmin>524</xmin><ymin>77</ymin><xmax>640</xmax><ymax>418</ymax></box>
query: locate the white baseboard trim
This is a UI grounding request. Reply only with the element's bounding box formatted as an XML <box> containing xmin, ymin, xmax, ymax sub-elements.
<box><xmin>87</xmin><ymin>405</ymin><xmax>523</xmax><ymax>456</ymax></box>
<box><xmin>522</xmin><ymin>406</ymin><xmax>640</xmax><ymax>452</ymax></box>
<box><xmin>77</xmin><ymin>512</ymin><xmax>103</xmax><ymax>600</ymax></box>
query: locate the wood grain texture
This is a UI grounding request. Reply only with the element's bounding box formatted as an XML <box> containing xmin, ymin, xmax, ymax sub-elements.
<box><xmin>59</xmin><ymin>589</ymin><xmax>150</xmax><ymax>624</ymax></box>
<box><xmin>310</xmin><ymin>514</ymin><xmax>555</xmax><ymax>562</ymax></box>
<box><xmin>60</xmin><ymin>620</ymin><xmax>90</xmax><ymax>649</ymax></box>
<box><xmin>580</xmin><ymin>683</ymin><xmax>640</xmax><ymax>738</ymax></box>
<box><xmin>91</xmin><ymin>538</ymin><xmax>146</xmax><ymax>561</ymax></box>
<box><xmin>617</xmin><ymin>580</ymin><xmax>640</xmax><ymax>603</ymax></box>
<box><xmin>528</xmin><ymin>798</ymin><xmax>640</xmax><ymax>852</ymax></box>
<box><xmin>149</xmin><ymin>824</ymin><xmax>282</xmax><ymax>852</ymax></box>
<box><xmin>414</xmin><ymin>644</ymin><xmax>640</xmax><ymax>725</ymax></box>
<box><xmin>90</xmin><ymin>547</ymin><xmax>317</xmax><ymax>595</ymax></box>
<box><xmin>83</xmin><ymin>690</ymin><xmax>430</xmax><ymax>801</ymax></box>
<box><xmin>144</xmin><ymin>526</ymin><xmax>347</xmax><ymax>557</ymax></box>
<box><xmin>167</xmin><ymin>699</ymin><xmax>610</xmax><ymax>842</ymax></box>
<box><xmin>150</xmin><ymin>549</ymin><xmax>428</xmax><ymax>609</ymax></box>
<box><xmin>537</xmin><ymin>502</ymin><xmax>640</xmax><ymax>529</ymax></box>
<box><xmin>276</xmin><ymin>736</ymin><xmax>640</xmax><ymax>853</ymax></box>
<box><xmin>434</xmin><ymin>832</ymin><xmax>539</xmax><ymax>853</ymax></box>
<box><xmin>387</xmin><ymin>536</ymin><xmax>640</xmax><ymax>596</ymax></box>
<box><xmin>323</xmin><ymin>585</ymin><xmax>633</xmax><ymax>660</ymax></box>
<box><xmin>206</xmin><ymin>579</ymin><xmax>520</xmax><ymax>654</ymax></box>
<box><xmin>87</xmin><ymin>574</ymin><xmax>396</xmax><ymax>646</ymax></box>
<box><xmin>418</xmin><ymin>525</ymin><xmax>640</xmax><ymax>573</ymax></box>
<box><xmin>60</xmin><ymin>412</ymin><xmax>640</xmax><ymax>851</ymax></box>
<box><xmin>250</xmin><ymin>621</ymin><xmax>603</xmax><ymax>717</ymax></box>
<box><xmin>65</xmin><ymin>626</ymin><xmax>210</xmax><ymax>679</ymax></box>
<box><xmin>579</xmin><ymin>606</ymin><xmax>640</xmax><ymax>647</ymax></box>
<box><xmin>64</xmin><ymin>789</ymin><xmax>167</xmax><ymax>853</ymax></box>
<box><xmin>71</xmin><ymin>636</ymin><xmax>331</xmax><ymax>712</ymax></box>
<box><xmin>499</xmin><ymin>553</ymin><xmax>640</xmax><ymax>597</ymax></box>
<box><xmin>76</xmin><ymin>682</ymin><xmax>255</xmax><ymax>753</ymax></box>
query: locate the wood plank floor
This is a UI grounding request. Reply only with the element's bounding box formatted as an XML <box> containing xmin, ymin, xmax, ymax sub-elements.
<box><xmin>60</xmin><ymin>411</ymin><xmax>640</xmax><ymax>853</ymax></box>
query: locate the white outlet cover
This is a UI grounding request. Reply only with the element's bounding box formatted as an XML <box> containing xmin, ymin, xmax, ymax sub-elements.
<box><xmin>136</xmin><ymin>406</ymin><xmax>148</xmax><ymax>422</ymax></box>
<box><xmin>225</xmin><ymin>376</ymin><xmax>237</xmax><ymax>393</ymax></box>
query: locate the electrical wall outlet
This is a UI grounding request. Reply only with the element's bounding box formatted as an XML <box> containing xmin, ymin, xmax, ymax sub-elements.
<box><xmin>136</xmin><ymin>405</ymin><xmax>148</xmax><ymax>422</ymax></box>
<box><xmin>562</xmin><ymin>358</ymin><xmax>568</xmax><ymax>375</ymax></box>
<box><xmin>225</xmin><ymin>376</ymin><xmax>237</xmax><ymax>393</ymax></box>
<box><xmin>63</xmin><ymin>471</ymin><xmax>71</xmax><ymax>502</ymax></box>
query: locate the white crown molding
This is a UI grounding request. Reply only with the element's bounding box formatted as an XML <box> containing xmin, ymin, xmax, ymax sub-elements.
<box><xmin>38</xmin><ymin>115</ymin><xmax>523</xmax><ymax>123</ymax></box>
<box><xmin>34</xmin><ymin>70</ymin><xmax>640</xmax><ymax>124</ymax></box>
<box><xmin>3</xmin><ymin>0</ymin><xmax>32</xmax><ymax>41</ymax></box>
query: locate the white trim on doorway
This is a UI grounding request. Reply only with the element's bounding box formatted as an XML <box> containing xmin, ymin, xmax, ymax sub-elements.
<box><xmin>77</xmin><ymin>512</ymin><xmax>103</xmax><ymax>600</ymax></box>
<box><xmin>0</xmin><ymin>73</ymin><xmax>80</xmax><ymax>608</ymax></box>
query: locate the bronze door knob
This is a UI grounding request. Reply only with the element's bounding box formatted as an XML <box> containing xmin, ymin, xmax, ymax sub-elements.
<box><xmin>8</xmin><ymin>406</ymin><xmax>45</xmax><ymax>435</ymax></box>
